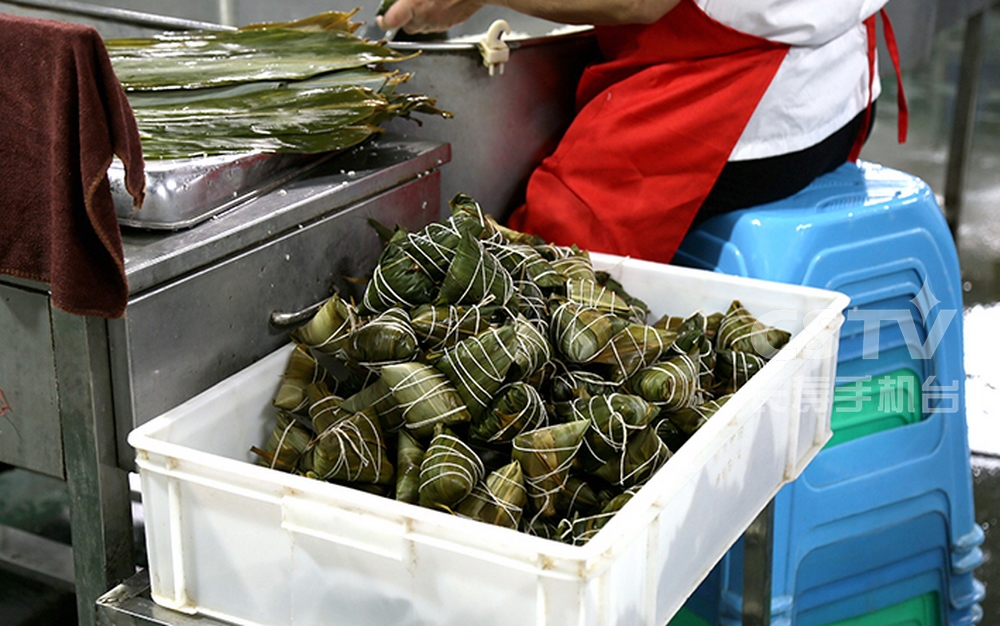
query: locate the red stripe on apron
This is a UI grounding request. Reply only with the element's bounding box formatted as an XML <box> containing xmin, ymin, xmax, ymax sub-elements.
<box><xmin>506</xmin><ymin>0</ymin><xmax>790</xmax><ymax>264</ymax></box>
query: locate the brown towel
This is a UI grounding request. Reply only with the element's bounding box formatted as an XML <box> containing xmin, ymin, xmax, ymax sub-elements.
<box><xmin>0</xmin><ymin>13</ymin><xmax>145</xmax><ymax>319</ymax></box>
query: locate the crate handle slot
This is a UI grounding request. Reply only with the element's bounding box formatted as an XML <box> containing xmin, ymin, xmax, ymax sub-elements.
<box><xmin>280</xmin><ymin>495</ymin><xmax>408</xmax><ymax>562</ymax></box>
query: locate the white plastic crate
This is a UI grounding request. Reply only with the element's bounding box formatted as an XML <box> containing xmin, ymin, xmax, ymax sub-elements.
<box><xmin>129</xmin><ymin>253</ymin><xmax>849</xmax><ymax>626</ymax></box>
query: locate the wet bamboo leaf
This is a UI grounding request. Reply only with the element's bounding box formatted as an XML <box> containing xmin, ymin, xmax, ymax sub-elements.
<box><xmin>512</xmin><ymin>420</ymin><xmax>589</xmax><ymax>518</ymax></box>
<box><xmin>342</xmin><ymin>307</ymin><xmax>420</xmax><ymax>368</ymax></box>
<box><xmin>272</xmin><ymin>344</ymin><xmax>327</xmax><ymax>413</ymax></box>
<box><xmin>663</xmin><ymin>394</ymin><xmax>733</xmax><ymax>437</ymax></box>
<box><xmin>434</xmin><ymin>325</ymin><xmax>518</xmax><ymax>420</ymax></box>
<box><xmin>419</xmin><ymin>424</ymin><xmax>485</xmax><ymax>510</ymax></box>
<box><xmin>716</xmin><ymin>300</ymin><xmax>791</xmax><ymax>359</ymax></box>
<box><xmin>626</xmin><ymin>354</ymin><xmax>702</xmax><ymax>411</ymax></box>
<box><xmin>290</xmin><ymin>293</ymin><xmax>357</xmax><ymax>355</ymax></box>
<box><xmin>549</xmin><ymin>297</ymin><xmax>615</xmax><ymax>364</ymax></box>
<box><xmin>382</xmin><ymin>362</ymin><xmax>472</xmax><ymax>439</ymax></box>
<box><xmin>395</xmin><ymin>430</ymin><xmax>425</xmax><ymax>504</ymax></box>
<box><xmin>470</xmin><ymin>381</ymin><xmax>549</xmax><ymax>444</ymax></box>
<box><xmin>107</xmin><ymin>13</ymin><xmax>417</xmax><ymax>91</ymax></box>
<box><xmin>437</xmin><ymin>231</ymin><xmax>517</xmax><ymax>309</ymax></box>
<box><xmin>713</xmin><ymin>350</ymin><xmax>768</xmax><ymax>395</ymax></box>
<box><xmin>300</xmin><ymin>407</ymin><xmax>394</xmax><ymax>484</ymax></box>
<box><xmin>453</xmin><ymin>461</ymin><xmax>527</xmax><ymax>529</ymax></box>
<box><xmin>410</xmin><ymin>302</ymin><xmax>499</xmax><ymax>351</ymax></box>
<box><xmin>252</xmin><ymin>410</ymin><xmax>313</xmax><ymax>472</ymax></box>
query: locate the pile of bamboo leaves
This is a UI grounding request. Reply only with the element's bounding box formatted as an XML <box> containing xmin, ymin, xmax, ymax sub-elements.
<box><xmin>254</xmin><ymin>193</ymin><xmax>792</xmax><ymax>545</ymax></box>
<box><xmin>105</xmin><ymin>11</ymin><xmax>450</xmax><ymax>159</ymax></box>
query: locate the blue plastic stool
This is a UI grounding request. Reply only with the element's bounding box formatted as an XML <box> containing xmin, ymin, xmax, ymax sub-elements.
<box><xmin>675</xmin><ymin>161</ymin><xmax>965</xmax><ymax>413</ymax></box>
<box><xmin>717</xmin><ymin>491</ymin><xmax>984</xmax><ymax>625</ymax></box>
<box><xmin>673</xmin><ymin>161</ymin><xmax>981</xmax><ymax>624</ymax></box>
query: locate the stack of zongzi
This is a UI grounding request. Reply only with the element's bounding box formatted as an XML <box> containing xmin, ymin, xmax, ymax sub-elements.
<box><xmin>254</xmin><ymin>192</ymin><xmax>793</xmax><ymax>545</ymax></box>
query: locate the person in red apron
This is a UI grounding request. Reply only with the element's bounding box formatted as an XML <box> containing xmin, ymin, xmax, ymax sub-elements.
<box><xmin>380</xmin><ymin>0</ymin><xmax>905</xmax><ymax>264</ymax></box>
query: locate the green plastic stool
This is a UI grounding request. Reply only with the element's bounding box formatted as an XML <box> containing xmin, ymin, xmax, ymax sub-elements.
<box><xmin>826</xmin><ymin>368</ymin><xmax>922</xmax><ymax>449</ymax></box>
<box><xmin>668</xmin><ymin>607</ymin><xmax>712</xmax><ymax>626</ymax></box>
<box><xmin>826</xmin><ymin>591</ymin><xmax>940</xmax><ymax>625</ymax></box>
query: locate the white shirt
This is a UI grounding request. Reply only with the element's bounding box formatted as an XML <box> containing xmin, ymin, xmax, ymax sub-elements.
<box><xmin>695</xmin><ymin>0</ymin><xmax>891</xmax><ymax>160</ymax></box>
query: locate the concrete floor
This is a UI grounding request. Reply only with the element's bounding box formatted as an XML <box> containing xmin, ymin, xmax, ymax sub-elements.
<box><xmin>3</xmin><ymin>7</ymin><xmax>1000</xmax><ymax>626</ymax></box>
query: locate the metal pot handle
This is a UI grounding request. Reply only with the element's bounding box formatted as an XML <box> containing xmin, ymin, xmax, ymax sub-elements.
<box><xmin>477</xmin><ymin>19</ymin><xmax>511</xmax><ymax>76</ymax></box>
<box><xmin>269</xmin><ymin>300</ymin><xmax>326</xmax><ymax>328</ymax></box>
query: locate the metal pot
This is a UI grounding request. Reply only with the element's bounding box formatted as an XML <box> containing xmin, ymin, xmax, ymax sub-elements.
<box><xmin>384</xmin><ymin>10</ymin><xmax>600</xmax><ymax>219</ymax></box>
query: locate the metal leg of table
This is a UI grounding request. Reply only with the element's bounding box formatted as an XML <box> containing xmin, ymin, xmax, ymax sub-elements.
<box><xmin>52</xmin><ymin>310</ymin><xmax>136</xmax><ymax>626</ymax></box>
<box><xmin>742</xmin><ymin>499</ymin><xmax>775</xmax><ymax>626</ymax></box>
<box><xmin>944</xmin><ymin>8</ymin><xmax>989</xmax><ymax>237</ymax></box>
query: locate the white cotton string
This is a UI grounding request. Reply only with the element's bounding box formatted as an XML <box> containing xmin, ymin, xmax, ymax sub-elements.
<box><xmin>553</xmin><ymin>301</ymin><xmax>612</xmax><ymax>362</ymax></box>
<box><xmin>444</xmin><ymin>328</ymin><xmax>515</xmax><ymax>410</ymax></box>
<box><xmin>420</xmin><ymin>434</ymin><xmax>486</xmax><ymax>492</ymax></box>
<box><xmin>568</xmin><ymin>278</ymin><xmax>626</xmax><ymax>316</ymax></box>
<box><xmin>489</xmin><ymin>384</ymin><xmax>547</xmax><ymax>442</ymax></box>
<box><xmin>453</xmin><ymin>240</ymin><xmax>490</xmax><ymax>304</ymax></box>
<box><xmin>644</xmin><ymin>355</ymin><xmax>699</xmax><ymax>409</ymax></box>
<box><xmin>587</xmin><ymin>396</ymin><xmax>642</xmax><ymax>448</ymax></box>
<box><xmin>269</xmin><ymin>417</ymin><xmax>299</xmax><ymax>470</ymax></box>
<box><xmin>308</xmin><ymin>394</ymin><xmax>344</xmax><ymax>428</ymax></box>
<box><xmin>513</xmin><ymin>317</ymin><xmax>551</xmax><ymax>375</ymax></box>
<box><xmin>312</xmin><ymin>315</ymin><xmax>353</xmax><ymax>351</ymax></box>
<box><xmin>350</xmin><ymin>310</ymin><xmax>419</xmax><ymax>370</ymax></box>
<box><xmin>390</xmin><ymin>366</ymin><xmax>470</xmax><ymax>431</ymax></box>
<box><xmin>515</xmin><ymin>286</ymin><xmax>548</xmax><ymax>319</ymax></box>
<box><xmin>718</xmin><ymin>308</ymin><xmax>771</xmax><ymax>352</ymax></box>
<box><xmin>458</xmin><ymin>471</ymin><xmax>525</xmax><ymax>527</ymax></box>
<box><xmin>406</xmin><ymin>223</ymin><xmax>458</xmax><ymax>274</ymax></box>
<box><xmin>399</xmin><ymin>375</ymin><xmax>468</xmax><ymax>430</ymax></box>
<box><xmin>313</xmin><ymin>414</ymin><xmax>383</xmax><ymax>482</ymax></box>
<box><xmin>513</xmin><ymin>436</ymin><xmax>583</xmax><ymax>516</ymax></box>
<box><xmin>566</xmin><ymin>509</ymin><xmax>617</xmax><ymax>545</ymax></box>
<box><xmin>364</xmin><ymin>263</ymin><xmax>415</xmax><ymax>311</ymax></box>
<box><xmin>616</xmin><ymin>437</ymin><xmax>668</xmax><ymax>485</ymax></box>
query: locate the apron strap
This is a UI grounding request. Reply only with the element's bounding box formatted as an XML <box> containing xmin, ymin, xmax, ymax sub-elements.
<box><xmin>881</xmin><ymin>7</ymin><xmax>909</xmax><ymax>143</ymax></box>
<box><xmin>849</xmin><ymin>8</ymin><xmax>908</xmax><ymax>161</ymax></box>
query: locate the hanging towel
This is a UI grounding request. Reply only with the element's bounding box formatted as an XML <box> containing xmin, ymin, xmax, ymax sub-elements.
<box><xmin>0</xmin><ymin>12</ymin><xmax>144</xmax><ymax>318</ymax></box>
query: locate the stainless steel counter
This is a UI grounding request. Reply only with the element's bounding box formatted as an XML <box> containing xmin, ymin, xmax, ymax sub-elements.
<box><xmin>110</xmin><ymin>137</ymin><xmax>449</xmax><ymax>468</ymax></box>
<box><xmin>0</xmin><ymin>136</ymin><xmax>449</xmax><ymax>626</ymax></box>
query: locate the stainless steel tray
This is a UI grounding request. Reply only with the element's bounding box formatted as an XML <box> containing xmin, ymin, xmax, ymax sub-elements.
<box><xmin>109</xmin><ymin>151</ymin><xmax>334</xmax><ymax>230</ymax></box>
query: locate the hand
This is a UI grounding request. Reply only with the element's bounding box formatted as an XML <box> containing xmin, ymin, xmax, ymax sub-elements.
<box><xmin>377</xmin><ymin>0</ymin><xmax>486</xmax><ymax>34</ymax></box>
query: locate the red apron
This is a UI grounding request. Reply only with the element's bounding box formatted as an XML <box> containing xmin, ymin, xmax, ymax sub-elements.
<box><xmin>506</xmin><ymin>0</ymin><xmax>792</xmax><ymax>264</ymax></box>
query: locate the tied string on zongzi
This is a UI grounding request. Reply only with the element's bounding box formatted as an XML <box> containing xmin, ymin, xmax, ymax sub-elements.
<box><xmin>418</xmin><ymin>425</ymin><xmax>486</xmax><ymax>509</ymax></box>
<box><xmin>453</xmin><ymin>461</ymin><xmax>527</xmax><ymax>529</ymax></box>
<box><xmin>627</xmin><ymin>354</ymin><xmax>703</xmax><ymax>411</ymax></box>
<box><xmin>550</xmin><ymin>299</ymin><xmax>616</xmax><ymax>364</ymax></box>
<box><xmin>471</xmin><ymin>382</ymin><xmax>548</xmax><ymax>444</ymax></box>
<box><xmin>298</xmin><ymin>409</ymin><xmax>393</xmax><ymax>485</ymax></box>
<box><xmin>410</xmin><ymin>298</ymin><xmax>497</xmax><ymax>350</ymax></box>
<box><xmin>272</xmin><ymin>344</ymin><xmax>327</xmax><ymax>413</ymax></box>
<box><xmin>382</xmin><ymin>362</ymin><xmax>471</xmax><ymax>438</ymax></box>
<box><xmin>512</xmin><ymin>420</ymin><xmax>589</xmax><ymax>521</ymax></box>
<box><xmin>433</xmin><ymin>325</ymin><xmax>518</xmax><ymax>419</ymax></box>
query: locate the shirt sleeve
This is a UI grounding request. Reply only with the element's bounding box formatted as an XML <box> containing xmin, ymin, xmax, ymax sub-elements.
<box><xmin>695</xmin><ymin>0</ymin><xmax>890</xmax><ymax>45</ymax></box>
